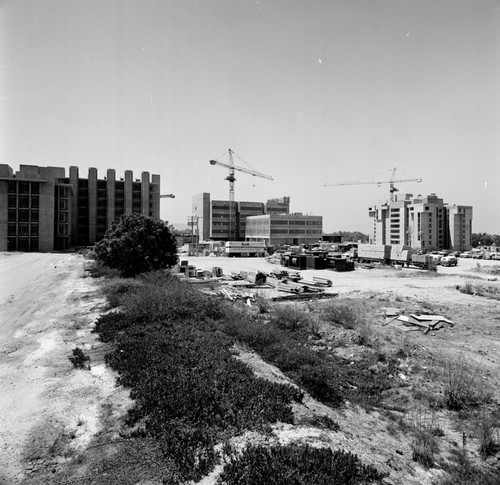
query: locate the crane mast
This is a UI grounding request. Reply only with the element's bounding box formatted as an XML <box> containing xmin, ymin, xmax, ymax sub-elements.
<box><xmin>209</xmin><ymin>148</ymin><xmax>273</xmax><ymax>240</ymax></box>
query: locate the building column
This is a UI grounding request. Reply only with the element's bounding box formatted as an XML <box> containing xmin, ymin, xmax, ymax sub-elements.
<box><xmin>106</xmin><ymin>169</ymin><xmax>116</xmax><ymax>227</ymax></box>
<box><xmin>69</xmin><ymin>166</ymin><xmax>79</xmax><ymax>246</ymax></box>
<box><xmin>88</xmin><ymin>167</ymin><xmax>97</xmax><ymax>245</ymax></box>
<box><xmin>141</xmin><ymin>171</ymin><xmax>150</xmax><ymax>216</ymax></box>
<box><xmin>151</xmin><ymin>174</ymin><xmax>160</xmax><ymax>218</ymax></box>
<box><xmin>124</xmin><ymin>170</ymin><xmax>133</xmax><ymax>215</ymax></box>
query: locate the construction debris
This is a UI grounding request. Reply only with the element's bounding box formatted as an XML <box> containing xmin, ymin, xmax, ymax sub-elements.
<box><xmin>386</xmin><ymin>310</ymin><xmax>455</xmax><ymax>334</ymax></box>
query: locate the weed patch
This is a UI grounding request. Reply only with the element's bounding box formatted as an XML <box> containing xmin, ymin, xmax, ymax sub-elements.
<box><xmin>442</xmin><ymin>354</ymin><xmax>493</xmax><ymax>411</ymax></box>
<box><xmin>435</xmin><ymin>448</ymin><xmax>500</xmax><ymax>485</ymax></box>
<box><xmin>321</xmin><ymin>302</ymin><xmax>364</xmax><ymax>330</ymax></box>
<box><xmin>218</xmin><ymin>443</ymin><xmax>388</xmax><ymax>485</ymax></box>
<box><xmin>69</xmin><ymin>347</ymin><xmax>90</xmax><ymax>369</ymax></box>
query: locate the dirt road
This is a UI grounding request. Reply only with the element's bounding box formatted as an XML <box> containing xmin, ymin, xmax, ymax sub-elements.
<box><xmin>0</xmin><ymin>253</ymin><xmax>129</xmax><ymax>484</ymax></box>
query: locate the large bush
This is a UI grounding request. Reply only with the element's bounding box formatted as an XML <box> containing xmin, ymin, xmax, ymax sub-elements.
<box><xmin>218</xmin><ymin>443</ymin><xmax>387</xmax><ymax>484</ymax></box>
<box><xmin>94</xmin><ymin>213</ymin><xmax>178</xmax><ymax>277</ymax></box>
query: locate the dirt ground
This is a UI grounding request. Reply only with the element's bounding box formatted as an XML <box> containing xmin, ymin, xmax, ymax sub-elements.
<box><xmin>0</xmin><ymin>253</ymin><xmax>132</xmax><ymax>484</ymax></box>
<box><xmin>1</xmin><ymin>252</ymin><xmax>499</xmax><ymax>484</ymax></box>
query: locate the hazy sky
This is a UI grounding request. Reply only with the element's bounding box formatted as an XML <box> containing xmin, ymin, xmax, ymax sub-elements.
<box><xmin>1</xmin><ymin>0</ymin><xmax>499</xmax><ymax>233</ymax></box>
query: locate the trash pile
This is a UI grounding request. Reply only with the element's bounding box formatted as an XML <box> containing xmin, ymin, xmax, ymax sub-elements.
<box><xmin>383</xmin><ymin>307</ymin><xmax>455</xmax><ymax>334</ymax></box>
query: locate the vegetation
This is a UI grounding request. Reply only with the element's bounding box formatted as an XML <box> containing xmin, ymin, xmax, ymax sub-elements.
<box><xmin>435</xmin><ymin>448</ymin><xmax>500</xmax><ymax>485</ymax></box>
<box><xmin>442</xmin><ymin>355</ymin><xmax>493</xmax><ymax>411</ymax></box>
<box><xmin>457</xmin><ymin>280</ymin><xmax>500</xmax><ymax>300</ymax></box>
<box><xmin>218</xmin><ymin>443</ymin><xmax>387</xmax><ymax>484</ymax></box>
<box><xmin>330</xmin><ymin>231</ymin><xmax>369</xmax><ymax>243</ymax></box>
<box><xmin>69</xmin><ymin>347</ymin><xmax>90</xmax><ymax>369</ymax></box>
<box><xmin>93</xmin><ymin>213</ymin><xmax>178</xmax><ymax>277</ymax></box>
<box><xmin>471</xmin><ymin>232</ymin><xmax>500</xmax><ymax>247</ymax></box>
<box><xmin>91</xmin><ymin>268</ymin><xmax>499</xmax><ymax>484</ymax></box>
<box><xmin>93</xmin><ymin>272</ymin><xmax>391</xmax><ymax>483</ymax></box>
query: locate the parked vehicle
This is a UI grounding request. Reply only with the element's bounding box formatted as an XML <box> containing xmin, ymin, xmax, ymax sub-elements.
<box><xmin>354</xmin><ymin>244</ymin><xmax>434</xmax><ymax>269</ymax></box>
<box><xmin>224</xmin><ymin>241</ymin><xmax>266</xmax><ymax>257</ymax></box>
<box><xmin>411</xmin><ymin>254</ymin><xmax>435</xmax><ymax>269</ymax></box>
<box><xmin>441</xmin><ymin>255</ymin><xmax>458</xmax><ymax>267</ymax></box>
<box><xmin>429</xmin><ymin>254</ymin><xmax>442</xmax><ymax>265</ymax></box>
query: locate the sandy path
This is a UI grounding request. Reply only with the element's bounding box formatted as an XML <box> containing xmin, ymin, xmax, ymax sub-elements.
<box><xmin>0</xmin><ymin>253</ymin><xmax>129</xmax><ymax>484</ymax></box>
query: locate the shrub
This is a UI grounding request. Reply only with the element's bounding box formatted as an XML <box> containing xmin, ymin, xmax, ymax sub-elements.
<box><xmin>69</xmin><ymin>347</ymin><xmax>90</xmax><ymax>369</ymax></box>
<box><xmin>459</xmin><ymin>280</ymin><xmax>474</xmax><ymax>295</ymax></box>
<box><xmin>321</xmin><ymin>302</ymin><xmax>364</xmax><ymax>330</ymax></box>
<box><xmin>100</xmin><ymin>277</ymin><xmax>144</xmax><ymax>307</ymax></box>
<box><xmin>271</xmin><ymin>304</ymin><xmax>310</xmax><ymax>332</ymax></box>
<box><xmin>475</xmin><ymin>408</ymin><xmax>500</xmax><ymax>458</ymax></box>
<box><xmin>120</xmin><ymin>272</ymin><xmax>224</xmax><ymax>324</ymax></box>
<box><xmin>436</xmin><ymin>448</ymin><xmax>500</xmax><ymax>485</ymax></box>
<box><xmin>98</xmin><ymin>309</ymin><xmax>302</xmax><ymax>481</ymax></box>
<box><xmin>217</xmin><ymin>443</ymin><xmax>388</xmax><ymax>485</ymax></box>
<box><xmin>93</xmin><ymin>213</ymin><xmax>178</xmax><ymax>277</ymax></box>
<box><xmin>442</xmin><ymin>355</ymin><xmax>493</xmax><ymax>410</ymax></box>
<box><xmin>408</xmin><ymin>400</ymin><xmax>440</xmax><ymax>468</ymax></box>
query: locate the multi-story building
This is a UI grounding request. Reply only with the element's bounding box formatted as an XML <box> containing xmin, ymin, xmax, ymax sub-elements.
<box><xmin>245</xmin><ymin>213</ymin><xmax>323</xmax><ymax>246</ymax></box>
<box><xmin>368</xmin><ymin>193</ymin><xmax>472</xmax><ymax>251</ymax></box>
<box><xmin>265</xmin><ymin>196</ymin><xmax>290</xmax><ymax>215</ymax></box>
<box><xmin>192</xmin><ymin>193</ymin><xmax>291</xmax><ymax>241</ymax></box>
<box><xmin>0</xmin><ymin>164</ymin><xmax>160</xmax><ymax>252</ymax></box>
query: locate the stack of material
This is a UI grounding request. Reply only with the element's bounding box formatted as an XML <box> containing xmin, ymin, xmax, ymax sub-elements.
<box><xmin>240</xmin><ymin>271</ymin><xmax>267</xmax><ymax>285</ymax></box>
<box><xmin>313</xmin><ymin>276</ymin><xmax>333</xmax><ymax>287</ymax></box>
<box><xmin>269</xmin><ymin>270</ymin><xmax>289</xmax><ymax>280</ymax></box>
<box><xmin>219</xmin><ymin>287</ymin><xmax>256</xmax><ymax>304</ymax></box>
<box><xmin>212</xmin><ymin>267</ymin><xmax>223</xmax><ymax>277</ymax></box>
<box><xmin>277</xmin><ymin>280</ymin><xmax>325</xmax><ymax>294</ymax></box>
<box><xmin>390</xmin><ymin>312</ymin><xmax>455</xmax><ymax>334</ymax></box>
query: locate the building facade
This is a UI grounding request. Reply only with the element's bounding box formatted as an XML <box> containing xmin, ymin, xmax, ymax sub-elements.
<box><xmin>245</xmin><ymin>213</ymin><xmax>323</xmax><ymax>246</ymax></box>
<box><xmin>0</xmin><ymin>164</ymin><xmax>160</xmax><ymax>252</ymax></box>
<box><xmin>192</xmin><ymin>193</ymin><xmax>291</xmax><ymax>241</ymax></box>
<box><xmin>368</xmin><ymin>193</ymin><xmax>472</xmax><ymax>251</ymax></box>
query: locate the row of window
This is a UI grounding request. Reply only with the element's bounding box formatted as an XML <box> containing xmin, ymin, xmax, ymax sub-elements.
<box><xmin>270</xmin><ymin>229</ymin><xmax>322</xmax><ymax>235</ymax></box>
<box><xmin>7</xmin><ymin>223</ymin><xmax>39</xmax><ymax>236</ymax></box>
<box><xmin>7</xmin><ymin>237</ymin><xmax>38</xmax><ymax>251</ymax></box>
<box><xmin>270</xmin><ymin>220</ymin><xmax>321</xmax><ymax>226</ymax></box>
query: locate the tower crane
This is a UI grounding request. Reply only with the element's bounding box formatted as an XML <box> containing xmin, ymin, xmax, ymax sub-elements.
<box><xmin>209</xmin><ymin>148</ymin><xmax>273</xmax><ymax>240</ymax></box>
<box><xmin>160</xmin><ymin>194</ymin><xmax>175</xmax><ymax>199</ymax></box>
<box><xmin>324</xmin><ymin>168</ymin><xmax>422</xmax><ymax>202</ymax></box>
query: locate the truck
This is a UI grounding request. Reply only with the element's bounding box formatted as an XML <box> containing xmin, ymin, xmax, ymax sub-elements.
<box><xmin>224</xmin><ymin>241</ymin><xmax>266</xmax><ymax>257</ymax></box>
<box><xmin>411</xmin><ymin>254</ymin><xmax>435</xmax><ymax>269</ymax></box>
<box><xmin>355</xmin><ymin>244</ymin><xmax>391</xmax><ymax>264</ymax></box>
<box><xmin>353</xmin><ymin>243</ymin><xmax>435</xmax><ymax>270</ymax></box>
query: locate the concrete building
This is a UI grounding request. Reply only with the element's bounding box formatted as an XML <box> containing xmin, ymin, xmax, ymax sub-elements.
<box><xmin>245</xmin><ymin>213</ymin><xmax>323</xmax><ymax>246</ymax></box>
<box><xmin>192</xmin><ymin>193</ymin><xmax>291</xmax><ymax>241</ymax></box>
<box><xmin>368</xmin><ymin>193</ymin><xmax>472</xmax><ymax>251</ymax></box>
<box><xmin>0</xmin><ymin>164</ymin><xmax>160</xmax><ymax>252</ymax></box>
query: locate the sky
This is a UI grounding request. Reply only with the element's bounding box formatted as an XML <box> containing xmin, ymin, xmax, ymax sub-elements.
<box><xmin>1</xmin><ymin>0</ymin><xmax>499</xmax><ymax>234</ymax></box>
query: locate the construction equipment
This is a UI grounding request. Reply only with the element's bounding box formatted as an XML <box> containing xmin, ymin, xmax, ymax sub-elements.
<box><xmin>324</xmin><ymin>168</ymin><xmax>422</xmax><ymax>202</ymax></box>
<box><xmin>160</xmin><ymin>194</ymin><xmax>175</xmax><ymax>198</ymax></box>
<box><xmin>209</xmin><ymin>148</ymin><xmax>273</xmax><ymax>239</ymax></box>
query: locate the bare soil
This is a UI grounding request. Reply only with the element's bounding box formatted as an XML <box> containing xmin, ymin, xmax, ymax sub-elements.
<box><xmin>1</xmin><ymin>253</ymin><xmax>499</xmax><ymax>484</ymax></box>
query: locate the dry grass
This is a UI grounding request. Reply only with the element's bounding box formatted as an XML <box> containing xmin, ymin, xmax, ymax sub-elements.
<box><xmin>441</xmin><ymin>353</ymin><xmax>493</xmax><ymax>411</ymax></box>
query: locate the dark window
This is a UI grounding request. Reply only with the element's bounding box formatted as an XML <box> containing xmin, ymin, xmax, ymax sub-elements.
<box><xmin>18</xmin><ymin>182</ymin><xmax>30</xmax><ymax>194</ymax></box>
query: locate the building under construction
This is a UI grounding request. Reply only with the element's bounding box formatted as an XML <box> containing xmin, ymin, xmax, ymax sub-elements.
<box><xmin>0</xmin><ymin>164</ymin><xmax>160</xmax><ymax>252</ymax></box>
<box><xmin>369</xmin><ymin>193</ymin><xmax>472</xmax><ymax>251</ymax></box>
<box><xmin>192</xmin><ymin>193</ymin><xmax>322</xmax><ymax>245</ymax></box>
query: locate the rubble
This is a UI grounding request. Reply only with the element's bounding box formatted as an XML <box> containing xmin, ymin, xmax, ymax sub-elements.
<box><xmin>384</xmin><ymin>308</ymin><xmax>455</xmax><ymax>334</ymax></box>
